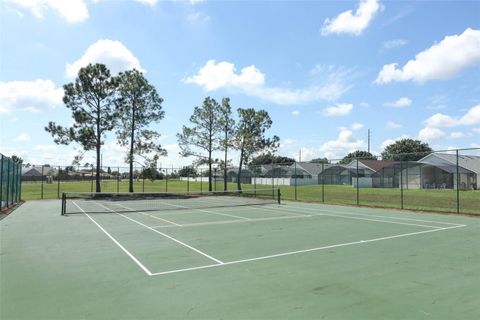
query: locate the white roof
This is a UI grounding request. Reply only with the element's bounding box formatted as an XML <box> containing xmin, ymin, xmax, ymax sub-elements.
<box><xmin>418</xmin><ymin>153</ymin><xmax>480</xmax><ymax>174</ymax></box>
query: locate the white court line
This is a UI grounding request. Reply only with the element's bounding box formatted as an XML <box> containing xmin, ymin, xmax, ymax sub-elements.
<box><xmin>154</xmin><ymin>200</ymin><xmax>251</xmax><ymax>221</ymax></box>
<box><xmin>150</xmin><ymin>224</ymin><xmax>465</xmax><ymax>276</ymax></box>
<box><xmin>93</xmin><ymin>201</ymin><xmax>224</xmax><ymax>265</ymax></box>
<box><xmin>113</xmin><ymin>203</ymin><xmax>182</xmax><ymax>227</ymax></box>
<box><xmin>216</xmin><ymin>202</ymin><xmax>439</xmax><ymax>229</ymax></box>
<box><xmin>282</xmin><ymin>202</ymin><xmax>466</xmax><ymax>227</ymax></box>
<box><xmin>72</xmin><ymin>201</ymin><xmax>153</xmax><ymax>276</ymax></box>
<box><xmin>271</xmin><ymin>205</ymin><xmax>445</xmax><ymax>229</ymax></box>
<box><xmin>152</xmin><ymin>214</ymin><xmax>312</xmax><ymax>228</ymax></box>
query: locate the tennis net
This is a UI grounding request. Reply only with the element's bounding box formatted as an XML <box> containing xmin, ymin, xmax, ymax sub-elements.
<box><xmin>61</xmin><ymin>188</ymin><xmax>280</xmax><ymax>215</ymax></box>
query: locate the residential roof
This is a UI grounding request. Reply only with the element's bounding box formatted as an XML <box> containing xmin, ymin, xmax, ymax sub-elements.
<box><xmin>418</xmin><ymin>153</ymin><xmax>480</xmax><ymax>174</ymax></box>
<box><xmin>345</xmin><ymin>160</ymin><xmax>398</xmax><ymax>172</ymax></box>
<box><xmin>293</xmin><ymin>162</ymin><xmax>333</xmax><ymax>176</ymax></box>
<box><xmin>22</xmin><ymin>166</ymin><xmax>56</xmax><ymax>176</ymax></box>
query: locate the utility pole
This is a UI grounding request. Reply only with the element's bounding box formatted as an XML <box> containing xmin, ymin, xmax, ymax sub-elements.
<box><xmin>299</xmin><ymin>148</ymin><xmax>302</xmax><ymax>162</ymax></box>
<box><xmin>367</xmin><ymin>129</ymin><xmax>371</xmax><ymax>153</ymax></box>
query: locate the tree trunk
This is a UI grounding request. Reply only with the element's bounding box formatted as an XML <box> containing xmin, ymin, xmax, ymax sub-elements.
<box><xmin>129</xmin><ymin>104</ymin><xmax>135</xmax><ymax>192</ymax></box>
<box><xmin>95</xmin><ymin>109</ymin><xmax>101</xmax><ymax>193</ymax></box>
<box><xmin>208</xmin><ymin>149</ymin><xmax>212</xmax><ymax>192</ymax></box>
<box><xmin>237</xmin><ymin>147</ymin><xmax>244</xmax><ymax>191</ymax></box>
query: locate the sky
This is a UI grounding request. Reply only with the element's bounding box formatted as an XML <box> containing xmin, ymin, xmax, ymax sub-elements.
<box><xmin>0</xmin><ymin>0</ymin><xmax>479</xmax><ymax>168</ymax></box>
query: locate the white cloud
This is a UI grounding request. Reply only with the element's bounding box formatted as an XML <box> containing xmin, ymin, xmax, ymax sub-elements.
<box><xmin>4</xmin><ymin>0</ymin><xmax>89</xmax><ymax>23</ymax></box>
<box><xmin>418</xmin><ymin>127</ymin><xmax>446</xmax><ymax>142</ymax></box>
<box><xmin>292</xmin><ymin>110</ymin><xmax>300</xmax><ymax>116</ymax></box>
<box><xmin>424</xmin><ymin>104</ymin><xmax>480</xmax><ymax>128</ymax></box>
<box><xmin>14</xmin><ymin>133</ymin><xmax>31</xmax><ymax>142</ymax></box>
<box><xmin>187</xmin><ymin>12</ymin><xmax>210</xmax><ymax>23</ymax></box>
<box><xmin>134</xmin><ymin>0</ymin><xmax>159</xmax><ymax>6</ymax></box>
<box><xmin>185</xmin><ymin>60</ymin><xmax>352</xmax><ymax>105</ymax></box>
<box><xmin>473</xmin><ymin>128</ymin><xmax>480</xmax><ymax>134</ymax></box>
<box><xmin>322</xmin><ymin>103</ymin><xmax>353</xmax><ymax>117</ymax></box>
<box><xmin>384</xmin><ymin>97</ymin><xmax>412</xmax><ymax>108</ymax></box>
<box><xmin>383</xmin><ymin>39</ymin><xmax>408</xmax><ymax>50</ymax></box>
<box><xmin>450</xmin><ymin>131</ymin><xmax>465</xmax><ymax>139</ymax></box>
<box><xmin>66</xmin><ymin>39</ymin><xmax>144</xmax><ymax>77</ymax></box>
<box><xmin>351</xmin><ymin>122</ymin><xmax>364</xmax><ymax>130</ymax></box>
<box><xmin>321</xmin><ymin>0</ymin><xmax>381</xmax><ymax>36</ymax></box>
<box><xmin>0</xmin><ymin>79</ymin><xmax>63</xmax><ymax>113</ymax></box>
<box><xmin>376</xmin><ymin>28</ymin><xmax>480</xmax><ymax>84</ymax></box>
<box><xmin>387</xmin><ymin>121</ymin><xmax>402</xmax><ymax>129</ymax></box>
<box><xmin>359</xmin><ymin>102</ymin><xmax>370</xmax><ymax>107</ymax></box>
<box><xmin>33</xmin><ymin>144</ymin><xmax>58</xmax><ymax>153</ymax></box>
<box><xmin>320</xmin><ymin>128</ymin><xmax>366</xmax><ymax>159</ymax></box>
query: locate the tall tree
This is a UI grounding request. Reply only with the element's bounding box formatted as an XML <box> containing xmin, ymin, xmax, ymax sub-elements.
<box><xmin>177</xmin><ymin>97</ymin><xmax>221</xmax><ymax>191</ymax></box>
<box><xmin>310</xmin><ymin>157</ymin><xmax>329</xmax><ymax>164</ymax></box>
<box><xmin>218</xmin><ymin>97</ymin><xmax>235</xmax><ymax>191</ymax></box>
<box><xmin>339</xmin><ymin>150</ymin><xmax>377</xmax><ymax>164</ymax></box>
<box><xmin>250</xmin><ymin>154</ymin><xmax>295</xmax><ymax>165</ymax></box>
<box><xmin>45</xmin><ymin>63</ymin><xmax>118</xmax><ymax>192</ymax></box>
<box><xmin>381</xmin><ymin>139</ymin><xmax>432</xmax><ymax>161</ymax></box>
<box><xmin>233</xmin><ymin>108</ymin><xmax>279</xmax><ymax>190</ymax></box>
<box><xmin>115</xmin><ymin>69</ymin><xmax>166</xmax><ymax>192</ymax></box>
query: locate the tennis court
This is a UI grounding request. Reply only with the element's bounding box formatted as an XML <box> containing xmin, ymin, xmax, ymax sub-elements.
<box><xmin>1</xmin><ymin>189</ymin><xmax>479</xmax><ymax>319</ymax></box>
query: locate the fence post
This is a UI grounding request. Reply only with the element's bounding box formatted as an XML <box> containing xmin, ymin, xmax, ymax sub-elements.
<box><xmin>165</xmin><ymin>168</ymin><xmax>168</xmax><ymax>192</ymax></box>
<box><xmin>0</xmin><ymin>155</ymin><xmax>4</xmax><ymax>209</ymax></box>
<box><xmin>294</xmin><ymin>162</ymin><xmax>297</xmax><ymax>201</ymax></box>
<box><xmin>18</xmin><ymin>162</ymin><xmax>22</xmax><ymax>201</ymax></box>
<box><xmin>200</xmin><ymin>169</ymin><xmax>203</xmax><ymax>193</ymax></box>
<box><xmin>400</xmin><ymin>159</ymin><xmax>404</xmax><ymax>209</ymax></box>
<box><xmin>57</xmin><ymin>166</ymin><xmax>61</xmax><ymax>199</ymax></box>
<box><xmin>41</xmin><ymin>165</ymin><xmax>44</xmax><ymax>200</ymax></box>
<box><xmin>456</xmin><ymin>149</ymin><xmax>460</xmax><ymax>214</ymax></box>
<box><xmin>117</xmin><ymin>167</ymin><xmax>120</xmax><ymax>192</ymax></box>
<box><xmin>187</xmin><ymin>171</ymin><xmax>190</xmax><ymax>194</ymax></box>
<box><xmin>321</xmin><ymin>162</ymin><xmax>325</xmax><ymax>203</ymax></box>
<box><xmin>142</xmin><ymin>167</ymin><xmax>145</xmax><ymax>192</ymax></box>
<box><xmin>6</xmin><ymin>159</ymin><xmax>10</xmax><ymax>206</ymax></box>
<box><xmin>254</xmin><ymin>165</ymin><xmax>257</xmax><ymax>196</ymax></box>
<box><xmin>90</xmin><ymin>166</ymin><xmax>94</xmax><ymax>192</ymax></box>
<box><xmin>356</xmin><ymin>159</ymin><xmax>359</xmax><ymax>206</ymax></box>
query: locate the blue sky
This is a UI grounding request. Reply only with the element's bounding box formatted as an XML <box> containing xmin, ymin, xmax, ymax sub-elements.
<box><xmin>1</xmin><ymin>0</ymin><xmax>479</xmax><ymax>167</ymax></box>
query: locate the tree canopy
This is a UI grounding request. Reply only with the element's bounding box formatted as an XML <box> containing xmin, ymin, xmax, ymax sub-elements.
<box><xmin>310</xmin><ymin>157</ymin><xmax>329</xmax><ymax>164</ymax></box>
<box><xmin>339</xmin><ymin>150</ymin><xmax>377</xmax><ymax>164</ymax></box>
<box><xmin>250</xmin><ymin>154</ymin><xmax>295</xmax><ymax>165</ymax></box>
<box><xmin>218</xmin><ymin>97</ymin><xmax>235</xmax><ymax>191</ymax></box>
<box><xmin>381</xmin><ymin>139</ymin><xmax>432</xmax><ymax>161</ymax></box>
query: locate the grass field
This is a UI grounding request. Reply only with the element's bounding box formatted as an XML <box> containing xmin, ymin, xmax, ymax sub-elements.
<box><xmin>20</xmin><ymin>179</ymin><xmax>480</xmax><ymax>214</ymax></box>
<box><xmin>1</xmin><ymin>198</ymin><xmax>479</xmax><ymax>319</ymax></box>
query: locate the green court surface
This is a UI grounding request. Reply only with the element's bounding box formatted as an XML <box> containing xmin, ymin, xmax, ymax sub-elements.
<box><xmin>1</xmin><ymin>199</ymin><xmax>479</xmax><ymax>319</ymax></box>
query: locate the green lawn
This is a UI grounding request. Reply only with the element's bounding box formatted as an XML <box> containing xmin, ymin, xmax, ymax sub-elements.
<box><xmin>20</xmin><ymin>179</ymin><xmax>480</xmax><ymax>214</ymax></box>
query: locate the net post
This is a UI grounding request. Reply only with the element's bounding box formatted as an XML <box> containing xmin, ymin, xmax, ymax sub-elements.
<box><xmin>61</xmin><ymin>192</ymin><xmax>66</xmax><ymax>215</ymax></box>
<box><xmin>57</xmin><ymin>166</ymin><xmax>61</xmax><ymax>199</ymax></box>
<box><xmin>41</xmin><ymin>165</ymin><xmax>44</xmax><ymax>200</ymax></box>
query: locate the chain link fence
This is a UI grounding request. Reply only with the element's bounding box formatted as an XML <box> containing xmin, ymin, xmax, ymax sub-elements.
<box><xmin>19</xmin><ymin>148</ymin><xmax>479</xmax><ymax>214</ymax></box>
<box><xmin>1</xmin><ymin>153</ymin><xmax>22</xmax><ymax>210</ymax></box>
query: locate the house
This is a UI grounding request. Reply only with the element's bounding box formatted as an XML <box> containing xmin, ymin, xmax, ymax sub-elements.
<box><xmin>226</xmin><ymin>168</ymin><xmax>252</xmax><ymax>184</ymax></box>
<box><xmin>21</xmin><ymin>165</ymin><xmax>57</xmax><ymax>181</ymax></box>
<box><xmin>415</xmin><ymin>153</ymin><xmax>480</xmax><ymax>190</ymax></box>
<box><xmin>319</xmin><ymin>164</ymin><xmax>351</xmax><ymax>185</ymax></box>
<box><xmin>345</xmin><ymin>160</ymin><xmax>400</xmax><ymax>188</ymax></box>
